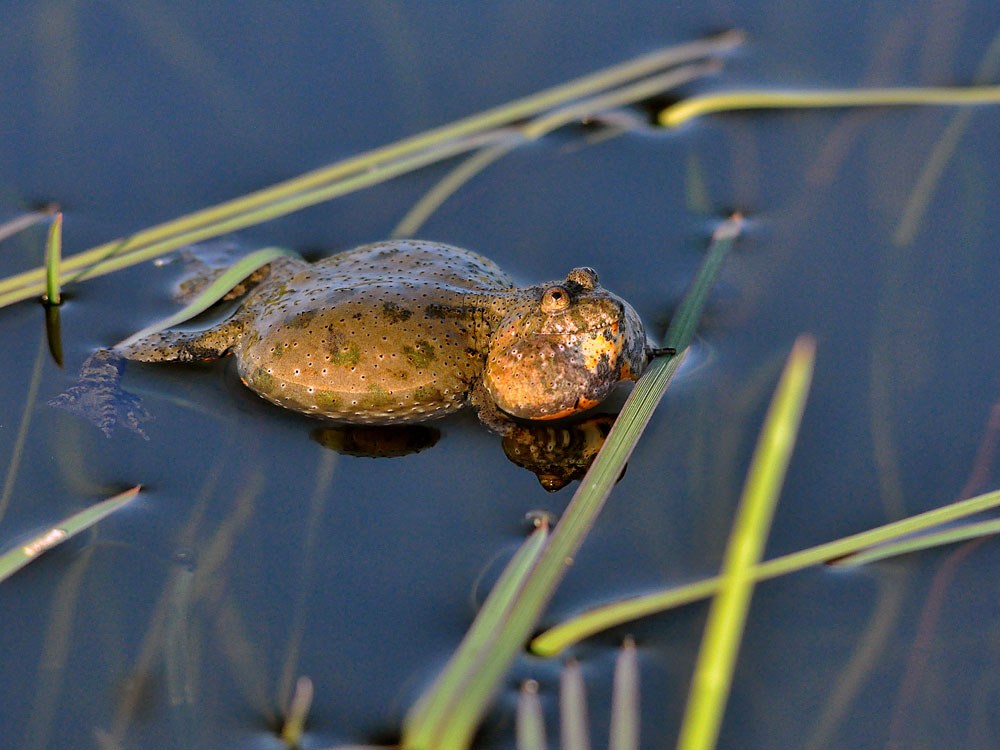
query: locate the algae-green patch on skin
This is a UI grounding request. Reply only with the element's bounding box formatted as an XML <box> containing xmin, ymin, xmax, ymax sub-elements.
<box><xmin>329</xmin><ymin>339</ymin><xmax>361</xmax><ymax>367</ymax></box>
<box><xmin>116</xmin><ymin>240</ymin><xmax>652</xmax><ymax>430</ymax></box>
<box><xmin>402</xmin><ymin>340</ymin><xmax>437</xmax><ymax>369</ymax></box>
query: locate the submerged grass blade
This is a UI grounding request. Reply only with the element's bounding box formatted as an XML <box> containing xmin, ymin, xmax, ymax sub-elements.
<box><xmin>893</xmin><ymin>28</ymin><xmax>1000</xmax><ymax>246</ymax></box>
<box><xmin>280</xmin><ymin>676</ymin><xmax>314</xmax><ymax>749</ymax></box>
<box><xmin>659</xmin><ymin>86</ymin><xmax>1000</xmax><ymax>128</ymax></box>
<box><xmin>0</xmin><ymin>32</ymin><xmax>744</xmax><ymax>309</ymax></box>
<box><xmin>44</xmin><ymin>212</ymin><xmax>63</xmax><ymax>305</ymax></box>
<box><xmin>516</xmin><ymin>681</ymin><xmax>546</xmax><ymax>750</ymax></box>
<box><xmin>113</xmin><ymin>246</ymin><xmax>298</xmax><ymax>350</ymax></box>
<box><xmin>609</xmin><ymin>638</ymin><xmax>640</xmax><ymax>750</ymax></box>
<box><xmin>530</xmin><ymin>486</ymin><xmax>1000</xmax><ymax>656</ymax></box>
<box><xmin>404</xmin><ymin>218</ymin><xmax>741</xmax><ymax>750</ymax></box>
<box><xmin>0</xmin><ymin>204</ymin><xmax>58</xmax><ymax>243</ymax></box>
<box><xmin>0</xmin><ymin>486</ymin><xmax>140</xmax><ymax>584</ymax></box>
<box><xmin>44</xmin><ymin>305</ymin><xmax>64</xmax><ymax>367</ymax></box>
<box><xmin>677</xmin><ymin>335</ymin><xmax>816</xmax><ymax>750</ymax></box>
<box><xmin>560</xmin><ymin>660</ymin><xmax>590</xmax><ymax>750</ymax></box>
<box><xmin>402</xmin><ymin>518</ymin><xmax>550</xmax><ymax>749</ymax></box>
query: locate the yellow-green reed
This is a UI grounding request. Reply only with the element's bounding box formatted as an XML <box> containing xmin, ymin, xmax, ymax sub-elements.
<box><xmin>402</xmin><ymin>518</ymin><xmax>550</xmax><ymax>749</ymax></box>
<box><xmin>677</xmin><ymin>336</ymin><xmax>815</xmax><ymax>750</ymax></box>
<box><xmin>830</xmin><ymin>515</ymin><xmax>1000</xmax><ymax>567</ymax></box>
<box><xmin>660</xmin><ymin>85</ymin><xmax>1000</xmax><ymax>128</ymax></box>
<box><xmin>0</xmin><ymin>487</ymin><xmax>140</xmax><ymax>584</ymax></box>
<box><xmin>531</xmin><ymin>485</ymin><xmax>1000</xmax><ymax>657</ymax></box>
<box><xmin>44</xmin><ymin>212</ymin><xmax>63</xmax><ymax>305</ymax></box>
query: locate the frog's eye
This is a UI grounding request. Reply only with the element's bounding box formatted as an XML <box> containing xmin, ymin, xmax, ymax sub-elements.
<box><xmin>566</xmin><ymin>267</ymin><xmax>598</xmax><ymax>290</ymax></box>
<box><xmin>540</xmin><ymin>285</ymin><xmax>571</xmax><ymax>314</ymax></box>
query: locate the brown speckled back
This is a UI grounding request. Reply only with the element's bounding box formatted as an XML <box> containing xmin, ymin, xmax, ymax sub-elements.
<box><xmin>236</xmin><ymin>241</ymin><xmax>514</xmax><ymax>423</ymax></box>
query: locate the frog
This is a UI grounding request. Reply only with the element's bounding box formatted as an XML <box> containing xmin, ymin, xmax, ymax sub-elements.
<box><xmin>112</xmin><ymin>240</ymin><xmax>660</xmax><ymax>433</ymax></box>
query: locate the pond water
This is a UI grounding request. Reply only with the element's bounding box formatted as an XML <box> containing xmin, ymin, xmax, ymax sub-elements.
<box><xmin>2</xmin><ymin>2</ymin><xmax>999</xmax><ymax>749</ymax></box>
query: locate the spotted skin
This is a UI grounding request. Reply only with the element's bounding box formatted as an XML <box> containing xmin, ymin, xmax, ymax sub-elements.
<box><xmin>117</xmin><ymin>241</ymin><xmax>650</xmax><ymax>430</ymax></box>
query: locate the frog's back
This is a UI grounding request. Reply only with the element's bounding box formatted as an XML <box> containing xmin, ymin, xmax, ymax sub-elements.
<box><xmin>236</xmin><ymin>241</ymin><xmax>514</xmax><ymax>423</ymax></box>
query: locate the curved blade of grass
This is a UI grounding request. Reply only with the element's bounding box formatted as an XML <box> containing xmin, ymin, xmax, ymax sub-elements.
<box><xmin>0</xmin><ymin>486</ymin><xmax>140</xmax><ymax>584</ymax></box>
<box><xmin>659</xmin><ymin>86</ymin><xmax>1000</xmax><ymax>128</ymax></box>
<box><xmin>609</xmin><ymin>637</ymin><xmax>640</xmax><ymax>750</ymax></box>
<box><xmin>402</xmin><ymin>518</ymin><xmax>550</xmax><ymax>748</ymax></box>
<box><xmin>530</xmin><ymin>486</ymin><xmax>1000</xmax><ymax>656</ymax></box>
<box><xmin>0</xmin><ymin>31</ymin><xmax>744</xmax><ymax>308</ymax></box>
<box><xmin>43</xmin><ymin>212</ymin><xmax>63</xmax><ymax>305</ymax></box>
<box><xmin>392</xmin><ymin>61</ymin><xmax>721</xmax><ymax>238</ymax></box>
<box><xmin>113</xmin><ymin>246</ymin><xmax>298</xmax><ymax>350</ymax></box>
<box><xmin>516</xmin><ymin>681</ymin><xmax>546</xmax><ymax>750</ymax></box>
<box><xmin>677</xmin><ymin>335</ymin><xmax>815</xmax><ymax>750</ymax></box>
<box><xmin>830</xmin><ymin>516</ymin><xmax>1000</xmax><ymax>567</ymax></box>
<box><xmin>894</xmin><ymin>28</ymin><xmax>1000</xmax><ymax>246</ymax></box>
<box><xmin>404</xmin><ymin>217</ymin><xmax>741</xmax><ymax>750</ymax></box>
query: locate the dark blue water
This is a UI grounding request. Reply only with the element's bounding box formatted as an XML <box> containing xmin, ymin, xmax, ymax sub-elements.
<box><xmin>2</xmin><ymin>2</ymin><xmax>999</xmax><ymax>748</ymax></box>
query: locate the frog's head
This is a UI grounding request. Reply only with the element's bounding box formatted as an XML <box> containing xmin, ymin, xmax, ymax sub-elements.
<box><xmin>484</xmin><ymin>267</ymin><xmax>648</xmax><ymax>420</ymax></box>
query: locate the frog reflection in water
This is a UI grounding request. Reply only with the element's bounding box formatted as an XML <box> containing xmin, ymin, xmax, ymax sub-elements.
<box><xmin>72</xmin><ymin>241</ymin><xmax>663</xmax><ymax>487</ymax></box>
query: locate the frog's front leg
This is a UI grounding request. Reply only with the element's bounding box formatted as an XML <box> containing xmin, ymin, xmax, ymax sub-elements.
<box><xmin>115</xmin><ymin>318</ymin><xmax>245</xmax><ymax>362</ymax></box>
<box><xmin>468</xmin><ymin>379</ymin><xmax>517</xmax><ymax>436</ymax></box>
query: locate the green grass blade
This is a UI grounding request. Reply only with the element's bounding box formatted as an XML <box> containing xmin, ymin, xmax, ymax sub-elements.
<box><xmin>0</xmin><ymin>32</ymin><xmax>744</xmax><ymax>308</ymax></box>
<box><xmin>516</xmin><ymin>681</ymin><xmax>547</xmax><ymax>750</ymax></box>
<box><xmin>531</xmin><ymin>486</ymin><xmax>1000</xmax><ymax>656</ymax></box>
<box><xmin>659</xmin><ymin>86</ymin><xmax>1000</xmax><ymax>128</ymax></box>
<box><xmin>560</xmin><ymin>659</ymin><xmax>590</xmax><ymax>750</ymax></box>
<box><xmin>664</xmin><ymin>217</ymin><xmax>742</xmax><ymax>351</ymax></box>
<box><xmin>392</xmin><ymin>61</ymin><xmax>719</xmax><ymax>238</ymax></box>
<box><xmin>113</xmin><ymin>246</ymin><xmax>298</xmax><ymax>350</ymax></box>
<box><xmin>830</xmin><ymin>516</ymin><xmax>1000</xmax><ymax>567</ymax></box>
<box><xmin>44</xmin><ymin>212</ymin><xmax>63</xmax><ymax>305</ymax></box>
<box><xmin>402</xmin><ymin>518</ymin><xmax>550</xmax><ymax>749</ymax></box>
<box><xmin>405</xmin><ymin>217</ymin><xmax>741</xmax><ymax>750</ymax></box>
<box><xmin>609</xmin><ymin>637</ymin><xmax>640</xmax><ymax>750</ymax></box>
<box><xmin>677</xmin><ymin>335</ymin><xmax>815</xmax><ymax>750</ymax></box>
<box><xmin>0</xmin><ymin>486</ymin><xmax>141</xmax><ymax>584</ymax></box>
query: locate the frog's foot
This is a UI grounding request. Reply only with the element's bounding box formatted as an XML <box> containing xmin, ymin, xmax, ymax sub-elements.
<box><xmin>469</xmin><ymin>380</ymin><xmax>517</xmax><ymax>436</ymax></box>
<box><xmin>168</xmin><ymin>241</ymin><xmax>274</xmax><ymax>303</ymax></box>
<box><xmin>115</xmin><ymin>318</ymin><xmax>245</xmax><ymax>363</ymax></box>
<box><xmin>48</xmin><ymin>349</ymin><xmax>151</xmax><ymax>439</ymax></box>
<box><xmin>175</xmin><ymin>263</ymin><xmax>273</xmax><ymax>304</ymax></box>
